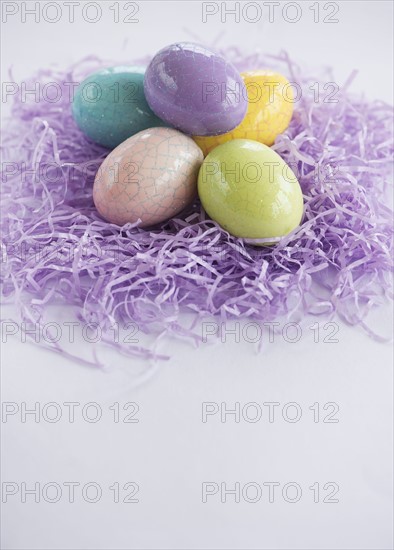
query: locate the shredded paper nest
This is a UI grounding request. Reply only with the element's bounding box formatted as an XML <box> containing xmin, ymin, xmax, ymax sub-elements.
<box><xmin>1</xmin><ymin>49</ymin><xmax>393</xmax><ymax>364</ymax></box>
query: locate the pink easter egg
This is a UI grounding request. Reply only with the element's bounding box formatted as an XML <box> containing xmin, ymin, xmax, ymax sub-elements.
<box><xmin>93</xmin><ymin>127</ymin><xmax>204</xmax><ymax>227</ymax></box>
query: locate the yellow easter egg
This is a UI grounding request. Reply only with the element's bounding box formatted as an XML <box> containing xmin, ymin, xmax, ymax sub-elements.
<box><xmin>194</xmin><ymin>71</ymin><xmax>294</xmax><ymax>156</ymax></box>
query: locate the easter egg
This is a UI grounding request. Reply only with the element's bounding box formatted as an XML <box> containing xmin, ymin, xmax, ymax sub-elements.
<box><xmin>198</xmin><ymin>140</ymin><xmax>303</xmax><ymax>241</ymax></box>
<box><xmin>93</xmin><ymin>127</ymin><xmax>203</xmax><ymax>227</ymax></box>
<box><xmin>144</xmin><ymin>42</ymin><xmax>248</xmax><ymax>136</ymax></box>
<box><xmin>72</xmin><ymin>66</ymin><xmax>167</xmax><ymax>149</ymax></box>
<box><xmin>194</xmin><ymin>71</ymin><xmax>294</xmax><ymax>156</ymax></box>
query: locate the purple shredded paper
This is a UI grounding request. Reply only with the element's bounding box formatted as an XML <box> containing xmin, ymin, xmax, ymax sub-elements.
<box><xmin>1</xmin><ymin>49</ymin><xmax>393</xmax><ymax>364</ymax></box>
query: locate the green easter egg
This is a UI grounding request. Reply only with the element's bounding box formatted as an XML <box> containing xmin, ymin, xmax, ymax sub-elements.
<box><xmin>198</xmin><ymin>139</ymin><xmax>303</xmax><ymax>242</ymax></box>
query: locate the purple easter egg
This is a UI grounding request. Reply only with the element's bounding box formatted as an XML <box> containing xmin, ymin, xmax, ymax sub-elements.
<box><xmin>144</xmin><ymin>43</ymin><xmax>248</xmax><ymax>137</ymax></box>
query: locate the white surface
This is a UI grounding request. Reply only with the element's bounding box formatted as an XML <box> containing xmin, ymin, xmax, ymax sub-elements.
<box><xmin>1</xmin><ymin>1</ymin><xmax>393</xmax><ymax>549</ymax></box>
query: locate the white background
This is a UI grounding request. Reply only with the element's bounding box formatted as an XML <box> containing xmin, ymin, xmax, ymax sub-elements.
<box><xmin>1</xmin><ymin>1</ymin><xmax>393</xmax><ymax>549</ymax></box>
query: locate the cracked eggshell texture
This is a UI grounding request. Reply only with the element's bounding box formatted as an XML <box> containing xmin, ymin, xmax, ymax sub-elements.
<box><xmin>198</xmin><ymin>139</ymin><xmax>304</xmax><ymax>241</ymax></box>
<box><xmin>194</xmin><ymin>71</ymin><xmax>294</xmax><ymax>156</ymax></box>
<box><xmin>144</xmin><ymin>42</ymin><xmax>248</xmax><ymax>136</ymax></box>
<box><xmin>93</xmin><ymin>127</ymin><xmax>204</xmax><ymax>227</ymax></box>
<box><xmin>72</xmin><ymin>66</ymin><xmax>168</xmax><ymax>149</ymax></box>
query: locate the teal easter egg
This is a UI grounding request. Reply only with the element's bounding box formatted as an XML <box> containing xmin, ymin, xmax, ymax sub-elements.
<box><xmin>72</xmin><ymin>66</ymin><xmax>168</xmax><ymax>149</ymax></box>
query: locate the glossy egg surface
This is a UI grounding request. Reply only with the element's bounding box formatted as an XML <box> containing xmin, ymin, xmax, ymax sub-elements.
<box><xmin>194</xmin><ymin>70</ymin><xmax>294</xmax><ymax>156</ymax></box>
<box><xmin>72</xmin><ymin>66</ymin><xmax>167</xmax><ymax>149</ymax></box>
<box><xmin>144</xmin><ymin>42</ymin><xmax>248</xmax><ymax>136</ymax></box>
<box><xmin>197</xmin><ymin>139</ymin><xmax>303</xmax><ymax>241</ymax></box>
<box><xmin>93</xmin><ymin>127</ymin><xmax>204</xmax><ymax>227</ymax></box>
